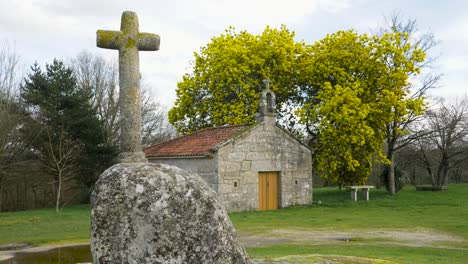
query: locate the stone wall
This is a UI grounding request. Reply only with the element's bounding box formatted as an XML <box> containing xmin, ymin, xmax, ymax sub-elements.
<box><xmin>217</xmin><ymin>117</ymin><xmax>313</xmax><ymax>212</ymax></box>
<box><xmin>148</xmin><ymin>157</ymin><xmax>218</xmax><ymax>192</ymax></box>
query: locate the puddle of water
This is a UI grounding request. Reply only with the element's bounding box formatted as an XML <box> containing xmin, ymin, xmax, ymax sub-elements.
<box><xmin>0</xmin><ymin>245</ymin><xmax>92</xmax><ymax>264</ymax></box>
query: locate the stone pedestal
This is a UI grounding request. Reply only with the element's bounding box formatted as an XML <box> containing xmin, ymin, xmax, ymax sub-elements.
<box><xmin>91</xmin><ymin>163</ymin><xmax>250</xmax><ymax>264</ymax></box>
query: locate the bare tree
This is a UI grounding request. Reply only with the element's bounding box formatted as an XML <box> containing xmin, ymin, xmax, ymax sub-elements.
<box><xmin>141</xmin><ymin>86</ymin><xmax>176</xmax><ymax>146</ymax></box>
<box><xmin>0</xmin><ymin>42</ymin><xmax>22</xmax><ymax>161</ymax></box>
<box><xmin>376</xmin><ymin>13</ymin><xmax>441</xmax><ymax>194</ymax></box>
<box><xmin>72</xmin><ymin>51</ymin><xmax>176</xmax><ymax>149</ymax></box>
<box><xmin>414</xmin><ymin>97</ymin><xmax>468</xmax><ymax>187</ymax></box>
<box><xmin>0</xmin><ymin>41</ymin><xmax>21</xmax><ymax>97</ymax></box>
<box><xmin>42</xmin><ymin>128</ymin><xmax>81</xmax><ymax>213</ymax></box>
<box><xmin>71</xmin><ymin>51</ymin><xmax>119</xmax><ymax>145</ymax></box>
<box><xmin>0</xmin><ymin>42</ymin><xmax>28</xmax><ymax>210</ymax></box>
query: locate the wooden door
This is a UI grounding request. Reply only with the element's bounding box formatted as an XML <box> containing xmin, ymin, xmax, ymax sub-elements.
<box><xmin>258</xmin><ymin>172</ymin><xmax>279</xmax><ymax>210</ymax></box>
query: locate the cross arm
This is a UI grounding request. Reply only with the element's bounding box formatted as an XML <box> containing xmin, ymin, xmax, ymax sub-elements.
<box><xmin>96</xmin><ymin>30</ymin><xmax>123</xmax><ymax>50</ymax></box>
<box><xmin>137</xmin><ymin>33</ymin><xmax>160</xmax><ymax>51</ymax></box>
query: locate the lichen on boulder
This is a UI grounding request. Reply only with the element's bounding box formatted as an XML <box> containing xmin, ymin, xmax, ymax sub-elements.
<box><xmin>90</xmin><ymin>163</ymin><xmax>250</xmax><ymax>264</ymax></box>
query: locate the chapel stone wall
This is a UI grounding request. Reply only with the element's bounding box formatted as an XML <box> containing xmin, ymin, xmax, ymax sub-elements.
<box><xmin>148</xmin><ymin>157</ymin><xmax>218</xmax><ymax>192</ymax></box>
<box><xmin>217</xmin><ymin>120</ymin><xmax>313</xmax><ymax>212</ymax></box>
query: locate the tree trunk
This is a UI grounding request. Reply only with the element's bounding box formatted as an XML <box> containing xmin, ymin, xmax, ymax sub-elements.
<box><xmin>16</xmin><ymin>181</ymin><xmax>21</xmax><ymax>210</ymax></box>
<box><xmin>411</xmin><ymin>166</ymin><xmax>417</xmax><ymax>185</ymax></box>
<box><xmin>55</xmin><ymin>171</ymin><xmax>62</xmax><ymax>213</ymax></box>
<box><xmin>435</xmin><ymin>153</ymin><xmax>448</xmax><ymax>187</ymax></box>
<box><xmin>31</xmin><ymin>186</ymin><xmax>38</xmax><ymax>209</ymax></box>
<box><xmin>0</xmin><ymin>177</ymin><xmax>3</xmax><ymax>212</ymax></box>
<box><xmin>430</xmin><ymin>171</ymin><xmax>436</xmax><ymax>187</ymax></box>
<box><xmin>23</xmin><ymin>176</ymin><xmax>27</xmax><ymax>209</ymax></box>
<box><xmin>442</xmin><ymin>161</ymin><xmax>450</xmax><ymax>186</ymax></box>
<box><xmin>388</xmin><ymin>158</ymin><xmax>396</xmax><ymax>194</ymax></box>
<box><xmin>385</xmin><ymin>146</ymin><xmax>396</xmax><ymax>195</ymax></box>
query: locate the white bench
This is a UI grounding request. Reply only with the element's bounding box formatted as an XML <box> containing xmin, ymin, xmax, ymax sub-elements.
<box><xmin>348</xmin><ymin>186</ymin><xmax>374</xmax><ymax>201</ymax></box>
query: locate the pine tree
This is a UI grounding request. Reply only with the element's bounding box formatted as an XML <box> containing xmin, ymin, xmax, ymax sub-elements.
<box><xmin>21</xmin><ymin>59</ymin><xmax>115</xmax><ymax>211</ymax></box>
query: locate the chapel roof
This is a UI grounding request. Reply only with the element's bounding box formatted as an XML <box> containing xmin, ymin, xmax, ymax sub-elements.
<box><xmin>144</xmin><ymin>125</ymin><xmax>252</xmax><ymax>158</ymax></box>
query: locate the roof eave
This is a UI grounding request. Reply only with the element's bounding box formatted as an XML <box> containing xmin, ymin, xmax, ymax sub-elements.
<box><xmin>147</xmin><ymin>154</ymin><xmax>213</xmax><ymax>159</ymax></box>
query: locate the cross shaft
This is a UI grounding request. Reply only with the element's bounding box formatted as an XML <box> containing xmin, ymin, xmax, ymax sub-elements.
<box><xmin>97</xmin><ymin>11</ymin><xmax>160</xmax><ymax>163</ymax></box>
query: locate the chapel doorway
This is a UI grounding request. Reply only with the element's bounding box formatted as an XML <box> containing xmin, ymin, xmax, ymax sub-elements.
<box><xmin>258</xmin><ymin>172</ymin><xmax>279</xmax><ymax>210</ymax></box>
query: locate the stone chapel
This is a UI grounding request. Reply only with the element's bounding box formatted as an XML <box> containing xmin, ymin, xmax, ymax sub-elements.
<box><xmin>144</xmin><ymin>81</ymin><xmax>313</xmax><ymax>212</ymax></box>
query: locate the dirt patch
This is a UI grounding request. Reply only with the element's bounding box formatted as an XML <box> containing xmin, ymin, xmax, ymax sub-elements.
<box><xmin>241</xmin><ymin>235</ymin><xmax>293</xmax><ymax>247</ymax></box>
<box><xmin>0</xmin><ymin>242</ymin><xmax>89</xmax><ymax>263</ymax></box>
<box><xmin>240</xmin><ymin>228</ymin><xmax>467</xmax><ymax>249</ymax></box>
<box><xmin>0</xmin><ymin>243</ymin><xmax>30</xmax><ymax>251</ymax></box>
<box><xmin>254</xmin><ymin>254</ymin><xmax>399</xmax><ymax>264</ymax></box>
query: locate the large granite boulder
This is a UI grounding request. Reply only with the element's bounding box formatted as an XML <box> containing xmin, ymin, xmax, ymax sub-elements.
<box><xmin>91</xmin><ymin>163</ymin><xmax>250</xmax><ymax>264</ymax></box>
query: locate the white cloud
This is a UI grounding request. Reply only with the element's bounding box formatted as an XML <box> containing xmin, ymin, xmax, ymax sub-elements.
<box><xmin>437</xmin><ymin>12</ymin><xmax>468</xmax><ymax>42</ymax></box>
<box><xmin>0</xmin><ymin>1</ymin><xmax>49</xmax><ymax>33</ymax></box>
<box><xmin>440</xmin><ymin>56</ymin><xmax>468</xmax><ymax>72</ymax></box>
<box><xmin>1</xmin><ymin>0</ymin><xmax>465</xmax><ymax>109</ymax></box>
<box><xmin>35</xmin><ymin>0</ymin><xmax>127</xmax><ymax>17</ymax></box>
<box><xmin>167</xmin><ymin>0</ymin><xmax>351</xmax><ymax>31</ymax></box>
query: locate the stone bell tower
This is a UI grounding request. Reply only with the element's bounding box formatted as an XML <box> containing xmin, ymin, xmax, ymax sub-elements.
<box><xmin>256</xmin><ymin>79</ymin><xmax>278</xmax><ymax>125</ymax></box>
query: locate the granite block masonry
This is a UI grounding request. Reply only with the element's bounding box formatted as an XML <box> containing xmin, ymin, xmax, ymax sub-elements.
<box><xmin>91</xmin><ymin>163</ymin><xmax>250</xmax><ymax>263</ymax></box>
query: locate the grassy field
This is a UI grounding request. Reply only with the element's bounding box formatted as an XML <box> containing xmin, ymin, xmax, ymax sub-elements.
<box><xmin>0</xmin><ymin>205</ymin><xmax>90</xmax><ymax>245</ymax></box>
<box><xmin>230</xmin><ymin>184</ymin><xmax>468</xmax><ymax>236</ymax></box>
<box><xmin>0</xmin><ymin>184</ymin><xmax>467</xmax><ymax>263</ymax></box>
<box><xmin>232</xmin><ymin>184</ymin><xmax>468</xmax><ymax>263</ymax></box>
<box><xmin>248</xmin><ymin>244</ymin><xmax>468</xmax><ymax>264</ymax></box>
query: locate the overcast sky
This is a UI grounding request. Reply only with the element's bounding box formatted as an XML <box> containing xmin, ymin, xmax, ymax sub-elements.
<box><xmin>1</xmin><ymin>0</ymin><xmax>467</xmax><ymax>109</ymax></box>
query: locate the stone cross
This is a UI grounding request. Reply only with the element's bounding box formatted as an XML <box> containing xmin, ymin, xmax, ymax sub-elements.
<box><xmin>263</xmin><ymin>78</ymin><xmax>271</xmax><ymax>90</ymax></box>
<box><xmin>97</xmin><ymin>11</ymin><xmax>160</xmax><ymax>163</ymax></box>
<box><xmin>256</xmin><ymin>78</ymin><xmax>277</xmax><ymax>123</ymax></box>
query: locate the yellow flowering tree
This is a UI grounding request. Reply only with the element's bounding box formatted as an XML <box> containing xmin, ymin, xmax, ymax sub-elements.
<box><xmin>169</xmin><ymin>26</ymin><xmax>308</xmax><ymax>134</ymax></box>
<box><xmin>297</xmin><ymin>30</ymin><xmax>426</xmax><ymax>185</ymax></box>
<box><xmin>378</xmin><ymin>16</ymin><xmax>437</xmax><ymax>194</ymax></box>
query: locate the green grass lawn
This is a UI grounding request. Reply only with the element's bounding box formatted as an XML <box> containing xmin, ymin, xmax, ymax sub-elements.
<box><xmin>233</xmin><ymin>184</ymin><xmax>468</xmax><ymax>263</ymax></box>
<box><xmin>247</xmin><ymin>244</ymin><xmax>468</xmax><ymax>264</ymax></box>
<box><xmin>230</xmin><ymin>184</ymin><xmax>468</xmax><ymax>237</ymax></box>
<box><xmin>0</xmin><ymin>184</ymin><xmax>467</xmax><ymax>263</ymax></box>
<box><xmin>0</xmin><ymin>205</ymin><xmax>90</xmax><ymax>245</ymax></box>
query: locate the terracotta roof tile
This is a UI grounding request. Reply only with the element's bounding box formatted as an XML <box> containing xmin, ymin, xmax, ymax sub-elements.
<box><xmin>144</xmin><ymin>125</ymin><xmax>251</xmax><ymax>157</ymax></box>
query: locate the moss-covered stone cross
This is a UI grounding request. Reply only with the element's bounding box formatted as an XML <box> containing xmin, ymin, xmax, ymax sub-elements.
<box><xmin>96</xmin><ymin>11</ymin><xmax>160</xmax><ymax>163</ymax></box>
